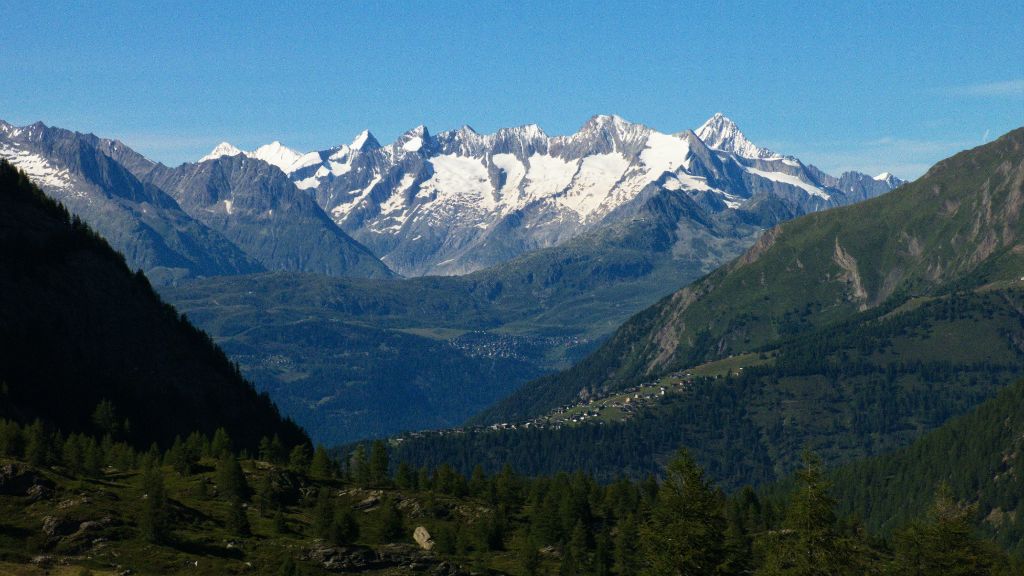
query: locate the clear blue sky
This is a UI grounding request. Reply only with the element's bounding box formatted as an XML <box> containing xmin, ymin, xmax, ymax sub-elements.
<box><xmin>3</xmin><ymin>1</ymin><xmax>1021</xmax><ymax>179</ymax></box>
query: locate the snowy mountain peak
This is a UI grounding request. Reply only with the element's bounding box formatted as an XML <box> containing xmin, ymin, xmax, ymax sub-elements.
<box><xmin>200</xmin><ymin>142</ymin><xmax>243</xmax><ymax>162</ymax></box>
<box><xmin>501</xmin><ymin>123</ymin><xmax>546</xmax><ymax>139</ymax></box>
<box><xmin>580</xmin><ymin>114</ymin><xmax>633</xmax><ymax>134</ymax></box>
<box><xmin>397</xmin><ymin>125</ymin><xmax>430</xmax><ymax>153</ymax></box>
<box><xmin>406</xmin><ymin>125</ymin><xmax>428</xmax><ymax>137</ymax></box>
<box><xmin>873</xmin><ymin>172</ymin><xmax>903</xmax><ymax>187</ymax></box>
<box><xmin>695</xmin><ymin>113</ymin><xmax>779</xmax><ymax>160</ymax></box>
<box><xmin>249</xmin><ymin>141</ymin><xmax>306</xmax><ymax>172</ymax></box>
<box><xmin>350</xmin><ymin>129</ymin><xmax>380</xmax><ymax>151</ymax></box>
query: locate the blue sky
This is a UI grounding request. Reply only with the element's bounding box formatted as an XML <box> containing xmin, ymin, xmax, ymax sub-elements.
<box><xmin>2</xmin><ymin>1</ymin><xmax>1021</xmax><ymax>179</ymax></box>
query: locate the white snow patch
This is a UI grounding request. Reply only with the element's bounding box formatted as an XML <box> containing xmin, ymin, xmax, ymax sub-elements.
<box><xmin>523</xmin><ymin>153</ymin><xmax>576</xmax><ymax>204</ymax></box>
<box><xmin>744</xmin><ymin>165</ymin><xmax>830</xmax><ymax>199</ymax></box>
<box><xmin>557</xmin><ymin>153</ymin><xmax>630</xmax><ymax>218</ymax></box>
<box><xmin>422</xmin><ymin>155</ymin><xmax>494</xmax><ymax>210</ymax></box>
<box><xmin>402</xmin><ymin>137</ymin><xmax>423</xmax><ymax>152</ymax></box>
<box><xmin>640</xmin><ymin>132</ymin><xmax>692</xmax><ymax>177</ymax></box>
<box><xmin>295</xmin><ymin>176</ymin><xmax>320</xmax><ymax>190</ymax></box>
<box><xmin>0</xmin><ymin>144</ymin><xmax>74</xmax><ymax>190</ymax></box>
<box><xmin>491</xmin><ymin>153</ymin><xmax>527</xmax><ymax>208</ymax></box>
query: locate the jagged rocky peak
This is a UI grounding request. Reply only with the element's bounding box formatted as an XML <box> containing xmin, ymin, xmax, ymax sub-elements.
<box><xmin>558</xmin><ymin>114</ymin><xmax>651</xmax><ymax>157</ymax></box>
<box><xmin>350</xmin><ymin>129</ymin><xmax>380</xmax><ymax>151</ymax></box>
<box><xmin>695</xmin><ymin>112</ymin><xmax>780</xmax><ymax>160</ymax></box>
<box><xmin>493</xmin><ymin>124</ymin><xmax>549</xmax><ymax>157</ymax></box>
<box><xmin>395</xmin><ymin>124</ymin><xmax>430</xmax><ymax>153</ymax></box>
<box><xmin>577</xmin><ymin>114</ymin><xmax>648</xmax><ymax>140</ymax></box>
<box><xmin>201</xmin><ymin>142</ymin><xmax>243</xmax><ymax>162</ymax></box>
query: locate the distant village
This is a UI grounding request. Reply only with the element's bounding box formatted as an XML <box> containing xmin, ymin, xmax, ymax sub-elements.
<box><xmin>394</xmin><ymin>369</ymin><xmax>733</xmax><ymax>444</ymax></box>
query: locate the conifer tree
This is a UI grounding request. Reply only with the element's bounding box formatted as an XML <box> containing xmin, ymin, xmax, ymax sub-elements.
<box><xmin>351</xmin><ymin>444</ymin><xmax>371</xmax><ymax>486</ymax></box>
<box><xmin>395</xmin><ymin>461</ymin><xmax>415</xmax><ymax>490</ymax></box>
<box><xmin>614</xmin><ymin>513</ymin><xmax>641</xmax><ymax>576</ymax></box>
<box><xmin>91</xmin><ymin>399</ymin><xmax>119</xmax><ymax>438</ymax></box>
<box><xmin>469</xmin><ymin>464</ymin><xmax>488</xmax><ymax>497</ymax></box>
<box><xmin>756</xmin><ymin>451</ymin><xmax>853</xmax><ymax>576</ymax></box>
<box><xmin>593</xmin><ymin>527</ymin><xmax>613</xmax><ymax>576</ymax></box>
<box><xmin>269</xmin><ymin>434</ymin><xmax>286</xmax><ymax>465</ymax></box>
<box><xmin>559</xmin><ymin>542</ymin><xmax>579</xmax><ymax>576</ymax></box>
<box><xmin>210</xmin><ymin>428</ymin><xmax>232</xmax><ymax>459</ymax></box>
<box><xmin>87</xmin><ymin>438</ymin><xmax>106</xmax><ymax>476</ymax></box>
<box><xmin>0</xmin><ymin>420</ymin><xmax>25</xmax><ymax>458</ymax></box>
<box><xmin>435</xmin><ymin>524</ymin><xmax>458</xmax><ymax>554</ymax></box>
<box><xmin>640</xmin><ymin>449</ymin><xmax>726</xmax><ymax>575</ymax></box>
<box><xmin>569</xmin><ymin>520</ymin><xmax>591</xmax><ymax>573</ymax></box>
<box><xmin>890</xmin><ymin>485</ymin><xmax>996</xmax><ymax>576</ymax></box>
<box><xmin>375</xmin><ymin>498</ymin><xmax>404</xmax><ymax>543</ymax></box>
<box><xmin>288</xmin><ymin>444</ymin><xmax>310</xmax><ymax>475</ymax></box>
<box><xmin>63</xmin><ymin>434</ymin><xmax>85</xmax><ymax>474</ymax></box>
<box><xmin>309</xmin><ymin>445</ymin><xmax>333</xmax><ymax>479</ymax></box>
<box><xmin>257</xmin><ymin>474</ymin><xmax>279</xmax><ymax>516</ymax></box>
<box><xmin>258</xmin><ymin>436</ymin><xmax>273</xmax><ymax>462</ymax></box>
<box><xmin>370</xmin><ymin>440</ymin><xmax>390</xmax><ymax>487</ymax></box>
<box><xmin>333</xmin><ymin>507</ymin><xmax>360</xmax><ymax>544</ymax></box>
<box><xmin>518</xmin><ymin>535</ymin><xmax>542</xmax><ymax>576</ymax></box>
<box><xmin>312</xmin><ymin>488</ymin><xmax>335</xmax><ymax>539</ymax></box>
<box><xmin>137</xmin><ymin>460</ymin><xmax>168</xmax><ymax>543</ymax></box>
<box><xmin>216</xmin><ymin>454</ymin><xmax>250</xmax><ymax>502</ymax></box>
<box><xmin>25</xmin><ymin>419</ymin><xmax>55</xmax><ymax>466</ymax></box>
<box><xmin>226</xmin><ymin>497</ymin><xmax>251</xmax><ymax>537</ymax></box>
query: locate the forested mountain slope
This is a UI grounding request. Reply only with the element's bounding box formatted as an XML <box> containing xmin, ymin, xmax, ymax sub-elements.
<box><xmin>832</xmin><ymin>377</ymin><xmax>1024</xmax><ymax>555</ymax></box>
<box><xmin>0</xmin><ymin>160</ymin><xmax>306</xmax><ymax>450</ymax></box>
<box><xmin>393</xmin><ymin>286</ymin><xmax>1024</xmax><ymax>487</ymax></box>
<box><xmin>480</xmin><ymin>127</ymin><xmax>1024</xmax><ymax>425</ymax></box>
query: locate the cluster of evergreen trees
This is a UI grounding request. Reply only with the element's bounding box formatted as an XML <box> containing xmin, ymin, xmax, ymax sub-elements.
<box><xmin>3</xmin><ymin>412</ymin><xmax>1020</xmax><ymax>575</ymax></box>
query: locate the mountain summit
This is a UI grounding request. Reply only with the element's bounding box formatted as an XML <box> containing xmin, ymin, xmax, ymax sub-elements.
<box><xmin>694</xmin><ymin>112</ymin><xmax>781</xmax><ymax>159</ymax></box>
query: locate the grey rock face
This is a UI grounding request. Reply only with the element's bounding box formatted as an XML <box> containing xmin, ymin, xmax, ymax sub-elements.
<box><xmin>142</xmin><ymin>156</ymin><xmax>393</xmax><ymax>279</ymax></box>
<box><xmin>0</xmin><ymin>121</ymin><xmax>263</xmax><ymax>283</ymax></box>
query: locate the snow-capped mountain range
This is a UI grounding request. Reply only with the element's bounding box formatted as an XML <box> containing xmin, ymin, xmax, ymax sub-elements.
<box><xmin>202</xmin><ymin>113</ymin><xmax>903</xmax><ymax>276</ymax></box>
<box><xmin>0</xmin><ymin>114</ymin><xmax>902</xmax><ymax>282</ymax></box>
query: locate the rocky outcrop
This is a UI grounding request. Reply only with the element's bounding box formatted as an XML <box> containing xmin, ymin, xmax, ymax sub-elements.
<box><xmin>0</xmin><ymin>463</ymin><xmax>54</xmax><ymax>499</ymax></box>
<box><xmin>302</xmin><ymin>543</ymin><xmax>469</xmax><ymax>574</ymax></box>
<box><xmin>414</xmin><ymin>525</ymin><xmax>434</xmax><ymax>550</ymax></box>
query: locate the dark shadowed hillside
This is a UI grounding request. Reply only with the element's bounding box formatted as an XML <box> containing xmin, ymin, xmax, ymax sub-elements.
<box><xmin>0</xmin><ymin>160</ymin><xmax>307</xmax><ymax>450</ymax></box>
